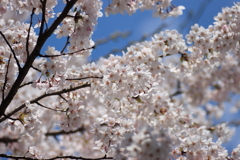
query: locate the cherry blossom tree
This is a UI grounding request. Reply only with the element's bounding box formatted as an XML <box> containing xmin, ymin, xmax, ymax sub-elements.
<box><xmin>0</xmin><ymin>0</ymin><xmax>240</xmax><ymax>159</ymax></box>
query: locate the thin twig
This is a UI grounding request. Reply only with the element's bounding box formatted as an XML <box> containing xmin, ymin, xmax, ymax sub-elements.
<box><xmin>59</xmin><ymin>94</ymin><xmax>68</xmax><ymax>102</ymax></box>
<box><xmin>61</xmin><ymin>36</ymin><xmax>70</xmax><ymax>53</ymax></box>
<box><xmin>0</xmin><ymin>31</ymin><xmax>21</xmax><ymax>70</ymax></box>
<box><xmin>39</xmin><ymin>46</ymin><xmax>95</xmax><ymax>58</ymax></box>
<box><xmin>31</xmin><ymin>65</ymin><xmax>42</xmax><ymax>72</ymax></box>
<box><xmin>36</xmin><ymin>101</ymin><xmax>67</xmax><ymax>112</ymax></box>
<box><xmin>66</xmin><ymin>76</ymin><xmax>103</xmax><ymax>81</ymax></box>
<box><xmin>19</xmin><ymin>82</ymin><xmax>34</xmax><ymax>88</ymax></box>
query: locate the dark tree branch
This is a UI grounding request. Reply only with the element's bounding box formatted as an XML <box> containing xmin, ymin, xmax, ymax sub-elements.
<box><xmin>39</xmin><ymin>0</ymin><xmax>47</xmax><ymax>36</ymax></box>
<box><xmin>26</xmin><ymin>8</ymin><xmax>35</xmax><ymax>57</ymax></box>
<box><xmin>66</xmin><ymin>76</ymin><xmax>103</xmax><ymax>81</ymax></box>
<box><xmin>2</xmin><ymin>54</ymin><xmax>12</xmax><ymax>101</ymax></box>
<box><xmin>39</xmin><ymin>46</ymin><xmax>95</xmax><ymax>58</ymax></box>
<box><xmin>0</xmin><ymin>31</ymin><xmax>21</xmax><ymax>70</ymax></box>
<box><xmin>48</xmin><ymin>155</ymin><xmax>113</xmax><ymax>160</ymax></box>
<box><xmin>3</xmin><ymin>113</ymin><xmax>19</xmax><ymax>121</ymax></box>
<box><xmin>31</xmin><ymin>65</ymin><xmax>42</xmax><ymax>72</ymax></box>
<box><xmin>0</xmin><ymin>0</ymin><xmax>78</xmax><ymax>118</ymax></box>
<box><xmin>0</xmin><ymin>154</ymin><xmax>113</xmax><ymax>160</ymax></box>
<box><xmin>0</xmin><ymin>137</ymin><xmax>18</xmax><ymax>144</ymax></box>
<box><xmin>46</xmin><ymin>127</ymin><xmax>85</xmax><ymax>136</ymax></box>
<box><xmin>0</xmin><ymin>83</ymin><xmax>90</xmax><ymax>123</ymax></box>
<box><xmin>59</xmin><ymin>94</ymin><xmax>68</xmax><ymax>102</ymax></box>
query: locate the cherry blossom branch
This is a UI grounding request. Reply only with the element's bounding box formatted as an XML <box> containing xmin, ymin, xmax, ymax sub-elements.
<box><xmin>39</xmin><ymin>46</ymin><xmax>95</xmax><ymax>58</ymax></box>
<box><xmin>0</xmin><ymin>83</ymin><xmax>90</xmax><ymax>123</ymax></box>
<box><xmin>26</xmin><ymin>8</ymin><xmax>35</xmax><ymax>57</ymax></box>
<box><xmin>0</xmin><ymin>31</ymin><xmax>21</xmax><ymax>70</ymax></box>
<box><xmin>0</xmin><ymin>154</ymin><xmax>113</xmax><ymax>160</ymax></box>
<box><xmin>0</xmin><ymin>0</ymin><xmax>78</xmax><ymax>118</ymax></box>
<box><xmin>2</xmin><ymin>54</ymin><xmax>12</xmax><ymax>101</ymax></box>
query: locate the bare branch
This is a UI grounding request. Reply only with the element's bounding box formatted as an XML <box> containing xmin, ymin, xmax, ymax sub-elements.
<box><xmin>0</xmin><ymin>31</ymin><xmax>21</xmax><ymax>70</ymax></box>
